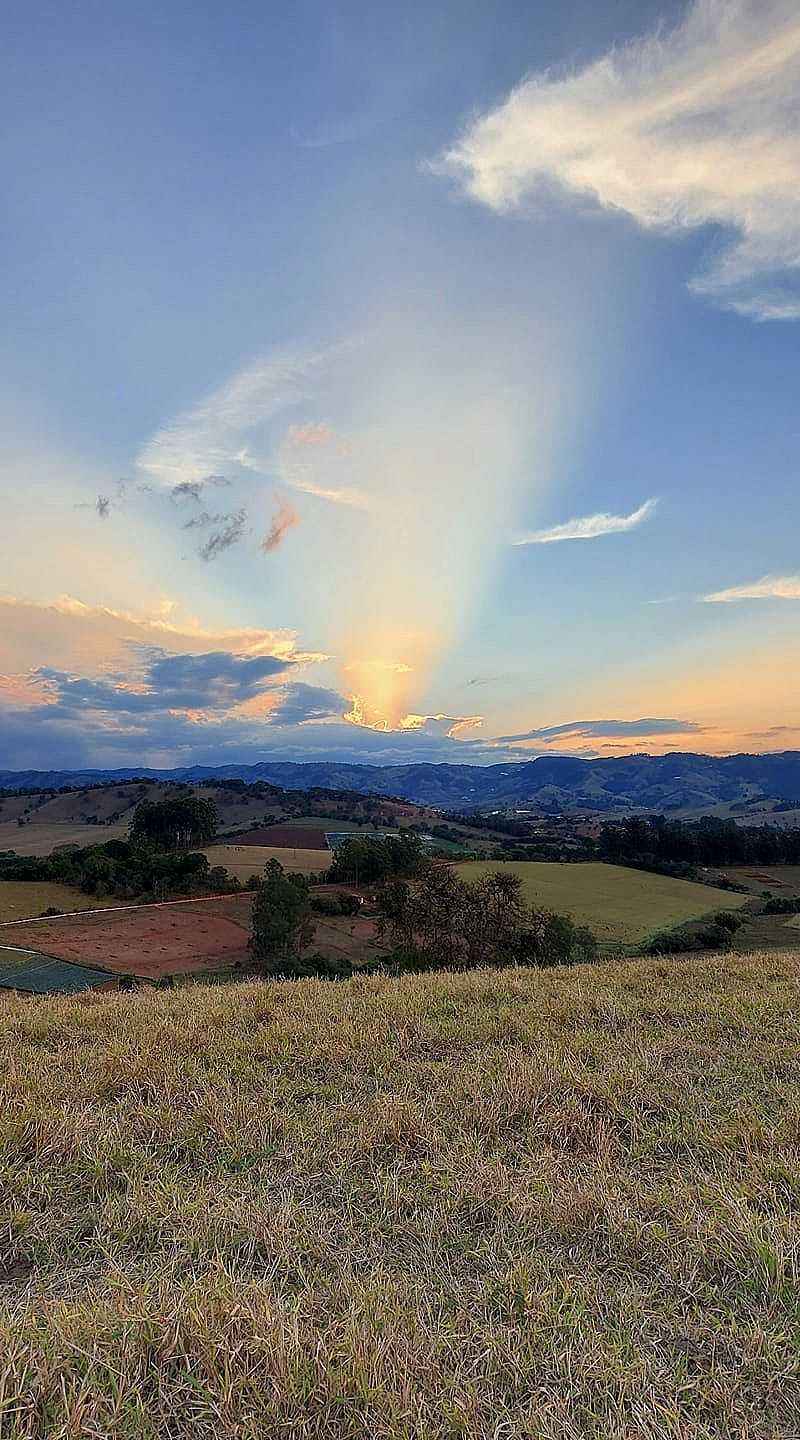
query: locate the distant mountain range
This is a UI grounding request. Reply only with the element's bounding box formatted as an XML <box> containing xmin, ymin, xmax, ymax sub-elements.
<box><xmin>2</xmin><ymin>752</ymin><xmax>800</xmax><ymax>815</ymax></box>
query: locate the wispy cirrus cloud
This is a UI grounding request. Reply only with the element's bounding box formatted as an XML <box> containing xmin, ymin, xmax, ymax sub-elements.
<box><xmin>514</xmin><ymin>498</ymin><xmax>657</xmax><ymax>546</ymax></box>
<box><xmin>702</xmin><ymin>574</ymin><xmax>800</xmax><ymax>602</ymax></box>
<box><xmin>435</xmin><ymin>0</ymin><xmax>800</xmax><ymax>320</ymax></box>
<box><xmin>496</xmin><ymin>717</ymin><xmax>703</xmax><ymax>744</ymax></box>
<box><xmin>136</xmin><ymin>350</ymin><xmax>331</xmax><ymax>489</ymax></box>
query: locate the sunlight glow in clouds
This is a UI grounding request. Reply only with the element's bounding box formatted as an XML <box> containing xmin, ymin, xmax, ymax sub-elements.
<box><xmin>436</xmin><ymin>0</ymin><xmax>800</xmax><ymax>319</ymax></box>
<box><xmin>702</xmin><ymin>574</ymin><xmax>800</xmax><ymax>603</ymax></box>
<box><xmin>134</xmin><ymin>299</ymin><xmax>571</xmax><ymax>732</ymax></box>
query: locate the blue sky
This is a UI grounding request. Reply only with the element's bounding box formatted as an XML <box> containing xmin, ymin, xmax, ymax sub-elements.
<box><xmin>1</xmin><ymin>0</ymin><xmax>798</xmax><ymax>769</ymax></box>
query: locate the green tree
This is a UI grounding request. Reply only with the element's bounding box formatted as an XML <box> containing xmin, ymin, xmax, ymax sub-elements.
<box><xmin>329</xmin><ymin>831</ymin><xmax>426</xmax><ymax>886</ymax></box>
<box><xmin>377</xmin><ymin>867</ymin><xmax>594</xmax><ymax>972</ymax></box>
<box><xmin>129</xmin><ymin>795</ymin><xmax>217</xmax><ymax>852</ymax></box>
<box><xmin>249</xmin><ymin>860</ymin><xmax>316</xmax><ymax>976</ymax></box>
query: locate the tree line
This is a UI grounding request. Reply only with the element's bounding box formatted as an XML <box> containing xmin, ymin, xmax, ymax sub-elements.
<box><xmin>598</xmin><ymin>815</ymin><xmax>800</xmax><ymax>869</ymax></box>
<box><xmin>0</xmin><ymin>796</ymin><xmax>226</xmax><ymax>902</ymax></box>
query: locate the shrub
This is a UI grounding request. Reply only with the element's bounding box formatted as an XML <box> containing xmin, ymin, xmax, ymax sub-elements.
<box><xmin>337</xmin><ymin>892</ymin><xmax>362</xmax><ymax>916</ymax></box>
<box><xmin>762</xmin><ymin>896</ymin><xmax>800</xmax><ymax>915</ymax></box>
<box><xmin>207</xmin><ymin>865</ymin><xmax>238</xmax><ymax>892</ymax></box>
<box><xmin>310</xmin><ymin>896</ymin><xmax>341</xmax><ymax>916</ymax></box>
<box><xmin>311</xmin><ymin>892</ymin><xmax>362</xmax><ymax>917</ymax></box>
<box><xmin>299</xmin><ymin>953</ymin><xmax>354</xmax><ymax>980</ymax></box>
<box><xmin>645</xmin><ymin>921</ymin><xmax>732</xmax><ymax>956</ymax></box>
<box><xmin>712</xmin><ymin>910</ymin><xmax>746</xmax><ymax>932</ymax></box>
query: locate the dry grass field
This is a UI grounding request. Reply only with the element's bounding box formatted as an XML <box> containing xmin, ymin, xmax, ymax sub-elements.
<box><xmin>204</xmin><ymin>843</ymin><xmax>329</xmax><ymax>880</ymax></box>
<box><xmin>0</xmin><ymin>951</ymin><xmax>799</xmax><ymax>1437</ymax></box>
<box><xmin>0</xmin><ymin>821</ymin><xmax>131</xmax><ymax>858</ymax></box>
<box><xmin>730</xmin><ymin>866</ymin><xmax>800</xmax><ymax>899</ymax></box>
<box><xmin>0</xmin><ymin>882</ymin><xmax>119</xmax><ymax>923</ymax></box>
<box><xmin>457</xmin><ymin>861</ymin><xmax>748</xmax><ymax>948</ymax></box>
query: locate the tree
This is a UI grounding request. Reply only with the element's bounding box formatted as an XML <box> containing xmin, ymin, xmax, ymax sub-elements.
<box><xmin>129</xmin><ymin>795</ymin><xmax>217</xmax><ymax>852</ymax></box>
<box><xmin>249</xmin><ymin>860</ymin><xmax>316</xmax><ymax>976</ymax></box>
<box><xmin>328</xmin><ymin>832</ymin><xmax>426</xmax><ymax>886</ymax></box>
<box><xmin>376</xmin><ymin>867</ymin><xmax>593</xmax><ymax>972</ymax></box>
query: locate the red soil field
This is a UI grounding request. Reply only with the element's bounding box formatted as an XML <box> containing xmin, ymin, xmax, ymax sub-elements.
<box><xmin>0</xmin><ymin>896</ymin><xmax>255</xmax><ymax>980</ymax></box>
<box><xmin>232</xmin><ymin>826</ymin><xmax>330</xmax><ymax>850</ymax></box>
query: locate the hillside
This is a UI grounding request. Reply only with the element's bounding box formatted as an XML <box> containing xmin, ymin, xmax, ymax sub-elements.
<box><xmin>0</xmin><ymin>778</ymin><xmax>431</xmax><ymax>858</ymax></box>
<box><xmin>1</xmin><ymin>953</ymin><xmax>799</xmax><ymax>1437</ymax></box>
<box><xmin>2</xmin><ymin>751</ymin><xmax>800</xmax><ymax>815</ymax></box>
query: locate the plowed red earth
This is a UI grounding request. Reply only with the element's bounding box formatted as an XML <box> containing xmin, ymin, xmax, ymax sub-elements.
<box><xmin>0</xmin><ymin>896</ymin><xmax>255</xmax><ymax>980</ymax></box>
<box><xmin>232</xmin><ymin>827</ymin><xmax>330</xmax><ymax>850</ymax></box>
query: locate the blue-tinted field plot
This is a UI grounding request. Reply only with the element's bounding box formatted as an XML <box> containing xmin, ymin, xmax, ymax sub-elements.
<box><xmin>0</xmin><ymin>946</ymin><xmax>112</xmax><ymax>994</ymax></box>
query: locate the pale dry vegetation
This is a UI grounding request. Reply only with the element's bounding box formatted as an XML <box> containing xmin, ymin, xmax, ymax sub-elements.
<box><xmin>0</xmin><ymin>882</ymin><xmax>117</xmax><ymax>923</ymax></box>
<box><xmin>0</xmin><ymin>952</ymin><xmax>799</xmax><ymax>1438</ymax></box>
<box><xmin>203</xmin><ymin>844</ymin><xmax>328</xmax><ymax>880</ymax></box>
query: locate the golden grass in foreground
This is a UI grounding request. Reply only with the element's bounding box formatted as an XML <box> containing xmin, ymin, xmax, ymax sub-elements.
<box><xmin>1</xmin><ymin>953</ymin><xmax>799</xmax><ymax>1438</ymax></box>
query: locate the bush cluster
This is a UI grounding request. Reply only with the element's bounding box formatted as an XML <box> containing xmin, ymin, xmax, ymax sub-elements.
<box><xmin>645</xmin><ymin>921</ymin><xmax>736</xmax><ymax>956</ymax></box>
<box><xmin>310</xmin><ymin>892</ymin><xmax>362</xmax><ymax>917</ymax></box>
<box><xmin>762</xmin><ymin>895</ymin><xmax>800</xmax><ymax>915</ymax></box>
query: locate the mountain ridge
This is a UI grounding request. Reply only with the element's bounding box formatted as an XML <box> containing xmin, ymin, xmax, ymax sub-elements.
<box><xmin>2</xmin><ymin>751</ymin><xmax>800</xmax><ymax>814</ymax></box>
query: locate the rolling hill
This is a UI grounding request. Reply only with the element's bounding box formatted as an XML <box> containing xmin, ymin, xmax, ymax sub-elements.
<box><xmin>1</xmin><ymin>751</ymin><xmax>800</xmax><ymax>814</ymax></box>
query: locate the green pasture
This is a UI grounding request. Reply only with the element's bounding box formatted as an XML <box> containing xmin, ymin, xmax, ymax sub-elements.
<box><xmin>456</xmin><ymin>860</ymin><xmax>748</xmax><ymax>948</ymax></box>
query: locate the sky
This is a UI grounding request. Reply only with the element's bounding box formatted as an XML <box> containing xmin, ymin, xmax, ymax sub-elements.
<box><xmin>1</xmin><ymin>0</ymin><xmax>799</xmax><ymax>771</ymax></box>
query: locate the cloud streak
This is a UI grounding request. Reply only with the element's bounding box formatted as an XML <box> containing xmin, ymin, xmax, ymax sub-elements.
<box><xmin>435</xmin><ymin>0</ymin><xmax>800</xmax><ymax>319</ymax></box>
<box><xmin>514</xmin><ymin>498</ymin><xmax>657</xmax><ymax>545</ymax></box>
<box><xmin>496</xmin><ymin>717</ymin><xmax>703</xmax><ymax>743</ymax></box>
<box><xmin>702</xmin><ymin>574</ymin><xmax>800</xmax><ymax>602</ymax></box>
<box><xmin>261</xmin><ymin>496</ymin><xmax>299</xmax><ymax>554</ymax></box>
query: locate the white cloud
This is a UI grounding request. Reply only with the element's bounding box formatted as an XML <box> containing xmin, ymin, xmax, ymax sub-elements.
<box><xmin>137</xmin><ymin>349</ymin><xmax>331</xmax><ymax>489</ymax></box>
<box><xmin>702</xmin><ymin>574</ymin><xmax>800</xmax><ymax>602</ymax></box>
<box><xmin>514</xmin><ymin>498</ymin><xmax>657</xmax><ymax>545</ymax></box>
<box><xmin>435</xmin><ymin>0</ymin><xmax>800</xmax><ymax>319</ymax></box>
